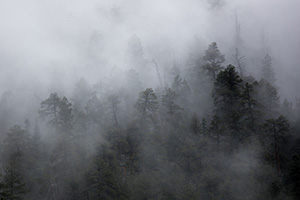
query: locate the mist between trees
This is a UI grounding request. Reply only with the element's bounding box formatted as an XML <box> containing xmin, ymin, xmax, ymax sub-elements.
<box><xmin>0</xmin><ymin>40</ymin><xmax>299</xmax><ymax>199</ymax></box>
<box><xmin>1</xmin><ymin>0</ymin><xmax>300</xmax><ymax>199</ymax></box>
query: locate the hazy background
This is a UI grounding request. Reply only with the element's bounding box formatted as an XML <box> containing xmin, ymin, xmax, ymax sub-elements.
<box><xmin>0</xmin><ymin>1</ymin><xmax>299</xmax><ymax>199</ymax></box>
<box><xmin>0</xmin><ymin>0</ymin><xmax>299</xmax><ymax>101</ymax></box>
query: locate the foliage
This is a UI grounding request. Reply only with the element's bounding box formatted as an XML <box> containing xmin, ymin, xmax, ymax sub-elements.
<box><xmin>203</xmin><ymin>42</ymin><xmax>225</xmax><ymax>79</ymax></box>
<box><xmin>0</xmin><ymin>163</ymin><xmax>27</xmax><ymax>200</ymax></box>
<box><xmin>0</xmin><ymin>40</ymin><xmax>299</xmax><ymax>200</ymax></box>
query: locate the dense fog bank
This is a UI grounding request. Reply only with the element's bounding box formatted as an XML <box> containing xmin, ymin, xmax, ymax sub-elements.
<box><xmin>0</xmin><ymin>0</ymin><xmax>300</xmax><ymax>199</ymax></box>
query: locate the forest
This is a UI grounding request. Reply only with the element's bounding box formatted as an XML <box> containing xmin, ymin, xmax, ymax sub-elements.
<box><xmin>0</xmin><ymin>0</ymin><xmax>300</xmax><ymax>200</ymax></box>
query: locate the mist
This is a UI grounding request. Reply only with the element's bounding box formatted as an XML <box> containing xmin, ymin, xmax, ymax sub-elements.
<box><xmin>0</xmin><ymin>0</ymin><xmax>300</xmax><ymax>199</ymax></box>
<box><xmin>0</xmin><ymin>0</ymin><xmax>299</xmax><ymax>95</ymax></box>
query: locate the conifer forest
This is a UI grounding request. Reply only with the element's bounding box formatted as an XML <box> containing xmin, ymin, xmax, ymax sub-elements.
<box><xmin>0</xmin><ymin>0</ymin><xmax>300</xmax><ymax>199</ymax></box>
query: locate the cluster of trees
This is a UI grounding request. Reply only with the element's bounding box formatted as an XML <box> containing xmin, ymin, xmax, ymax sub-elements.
<box><xmin>0</xmin><ymin>42</ymin><xmax>300</xmax><ymax>200</ymax></box>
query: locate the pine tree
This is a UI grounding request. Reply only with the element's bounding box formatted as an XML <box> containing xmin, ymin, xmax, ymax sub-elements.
<box><xmin>126</xmin><ymin>35</ymin><xmax>147</xmax><ymax>70</ymax></box>
<box><xmin>106</xmin><ymin>95</ymin><xmax>121</xmax><ymax>127</ymax></box>
<box><xmin>71</xmin><ymin>78</ymin><xmax>93</xmax><ymax>113</ymax></box>
<box><xmin>39</xmin><ymin>93</ymin><xmax>61</xmax><ymax>128</ymax></box>
<box><xmin>86</xmin><ymin>95</ymin><xmax>104</xmax><ymax>125</ymax></box>
<box><xmin>58</xmin><ymin>97</ymin><xmax>73</xmax><ymax>132</ymax></box>
<box><xmin>171</xmin><ymin>75</ymin><xmax>191</xmax><ymax>108</ymax></box>
<box><xmin>191</xmin><ymin>113</ymin><xmax>201</xmax><ymax>135</ymax></box>
<box><xmin>209</xmin><ymin>115</ymin><xmax>223</xmax><ymax>148</ymax></box>
<box><xmin>240</xmin><ymin>82</ymin><xmax>260</xmax><ymax>133</ymax></box>
<box><xmin>134</xmin><ymin>88</ymin><xmax>158</xmax><ymax>125</ymax></box>
<box><xmin>213</xmin><ymin>65</ymin><xmax>245</xmax><ymax>149</ymax></box>
<box><xmin>200</xmin><ymin>118</ymin><xmax>208</xmax><ymax>135</ymax></box>
<box><xmin>286</xmin><ymin>154</ymin><xmax>300</xmax><ymax>199</ymax></box>
<box><xmin>262</xmin><ymin>54</ymin><xmax>276</xmax><ymax>85</ymax></box>
<box><xmin>0</xmin><ymin>162</ymin><xmax>27</xmax><ymax>200</ymax></box>
<box><xmin>262</xmin><ymin>115</ymin><xmax>289</xmax><ymax>175</ymax></box>
<box><xmin>203</xmin><ymin>42</ymin><xmax>225</xmax><ymax>79</ymax></box>
<box><xmin>86</xmin><ymin>155</ymin><xmax>128</xmax><ymax>200</ymax></box>
<box><xmin>39</xmin><ymin>94</ymin><xmax>76</xmax><ymax>199</ymax></box>
<box><xmin>213</xmin><ymin>65</ymin><xmax>242</xmax><ymax>129</ymax></box>
<box><xmin>280</xmin><ymin>98</ymin><xmax>294</xmax><ymax>122</ymax></box>
<box><xmin>257</xmin><ymin>79</ymin><xmax>280</xmax><ymax>118</ymax></box>
<box><xmin>161</xmin><ymin>88</ymin><xmax>183</xmax><ymax>117</ymax></box>
<box><xmin>39</xmin><ymin>93</ymin><xmax>73</xmax><ymax>132</ymax></box>
<box><xmin>2</xmin><ymin>125</ymin><xmax>29</xmax><ymax>164</ymax></box>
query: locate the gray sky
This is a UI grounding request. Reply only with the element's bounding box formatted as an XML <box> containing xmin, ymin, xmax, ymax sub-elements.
<box><xmin>0</xmin><ymin>0</ymin><xmax>299</xmax><ymax>100</ymax></box>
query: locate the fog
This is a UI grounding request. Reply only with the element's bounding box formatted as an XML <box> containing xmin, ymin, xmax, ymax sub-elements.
<box><xmin>0</xmin><ymin>0</ymin><xmax>300</xmax><ymax>199</ymax></box>
<box><xmin>0</xmin><ymin>0</ymin><xmax>299</xmax><ymax>97</ymax></box>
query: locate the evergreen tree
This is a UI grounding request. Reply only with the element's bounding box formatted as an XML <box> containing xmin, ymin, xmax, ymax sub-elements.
<box><xmin>286</xmin><ymin>154</ymin><xmax>300</xmax><ymax>199</ymax></box>
<box><xmin>262</xmin><ymin>54</ymin><xmax>276</xmax><ymax>85</ymax></box>
<box><xmin>200</xmin><ymin>118</ymin><xmax>208</xmax><ymax>135</ymax></box>
<box><xmin>58</xmin><ymin>97</ymin><xmax>73</xmax><ymax>133</ymax></box>
<box><xmin>39</xmin><ymin>93</ymin><xmax>73</xmax><ymax>132</ymax></box>
<box><xmin>86</xmin><ymin>95</ymin><xmax>104</xmax><ymax>126</ymax></box>
<box><xmin>171</xmin><ymin>75</ymin><xmax>191</xmax><ymax>108</ymax></box>
<box><xmin>161</xmin><ymin>88</ymin><xmax>183</xmax><ymax>117</ymax></box>
<box><xmin>262</xmin><ymin>115</ymin><xmax>290</xmax><ymax>175</ymax></box>
<box><xmin>134</xmin><ymin>88</ymin><xmax>158</xmax><ymax>125</ymax></box>
<box><xmin>191</xmin><ymin>113</ymin><xmax>201</xmax><ymax>135</ymax></box>
<box><xmin>257</xmin><ymin>79</ymin><xmax>280</xmax><ymax>118</ymax></box>
<box><xmin>86</xmin><ymin>155</ymin><xmax>128</xmax><ymax>200</ymax></box>
<box><xmin>240</xmin><ymin>82</ymin><xmax>260</xmax><ymax>132</ymax></box>
<box><xmin>171</xmin><ymin>75</ymin><xmax>191</xmax><ymax>97</ymax></box>
<box><xmin>126</xmin><ymin>35</ymin><xmax>147</xmax><ymax>71</ymax></box>
<box><xmin>281</xmin><ymin>98</ymin><xmax>295</xmax><ymax>122</ymax></box>
<box><xmin>71</xmin><ymin>78</ymin><xmax>93</xmax><ymax>113</ymax></box>
<box><xmin>203</xmin><ymin>42</ymin><xmax>225</xmax><ymax>79</ymax></box>
<box><xmin>31</xmin><ymin>123</ymin><xmax>42</xmax><ymax>162</ymax></box>
<box><xmin>2</xmin><ymin>125</ymin><xmax>29</xmax><ymax>165</ymax></box>
<box><xmin>106</xmin><ymin>95</ymin><xmax>121</xmax><ymax>127</ymax></box>
<box><xmin>39</xmin><ymin>94</ymin><xmax>76</xmax><ymax>199</ymax></box>
<box><xmin>0</xmin><ymin>162</ymin><xmax>27</xmax><ymax>200</ymax></box>
<box><xmin>209</xmin><ymin>115</ymin><xmax>223</xmax><ymax>148</ymax></box>
<box><xmin>39</xmin><ymin>93</ymin><xmax>61</xmax><ymax>128</ymax></box>
<box><xmin>213</xmin><ymin>65</ymin><xmax>243</xmax><ymax>144</ymax></box>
